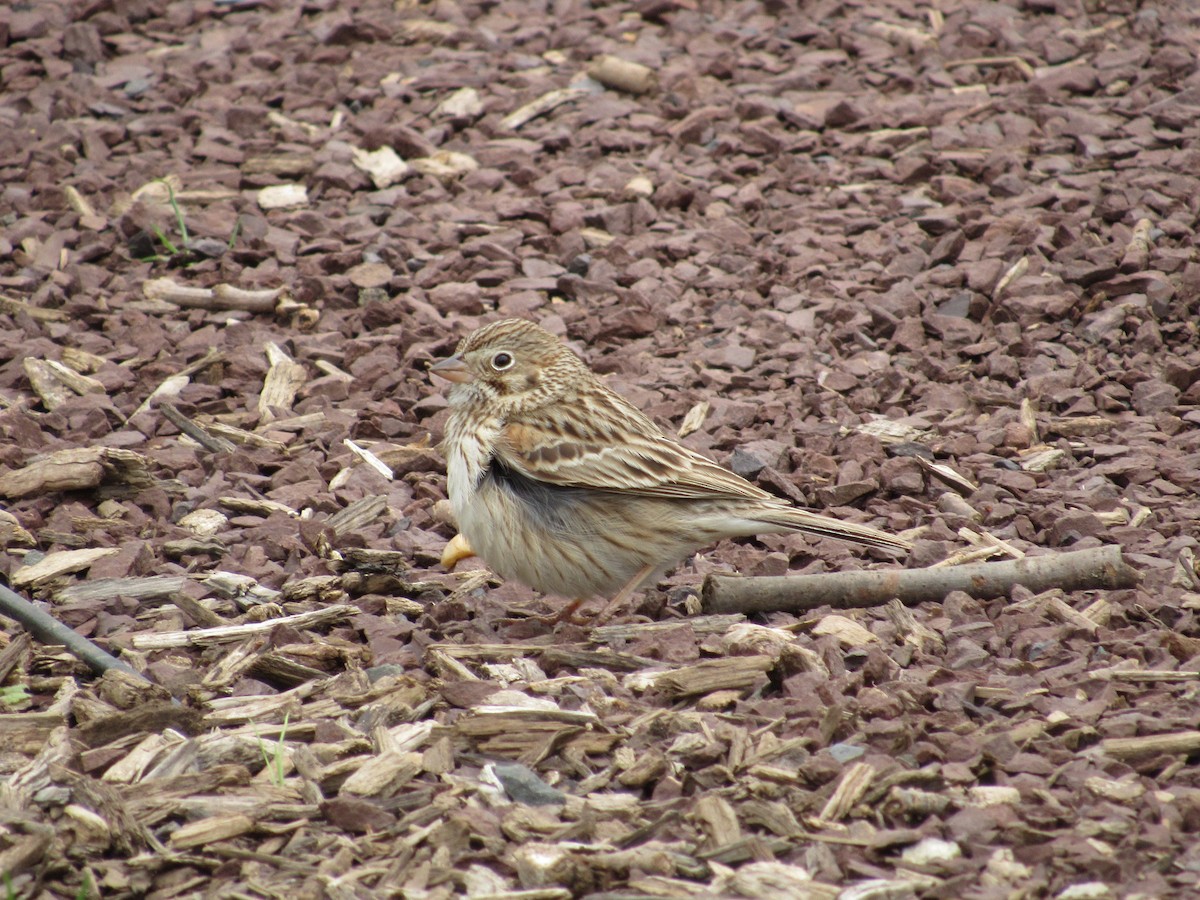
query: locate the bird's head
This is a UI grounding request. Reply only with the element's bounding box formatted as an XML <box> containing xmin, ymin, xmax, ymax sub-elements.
<box><xmin>430</xmin><ymin>318</ymin><xmax>585</xmax><ymax>414</ymax></box>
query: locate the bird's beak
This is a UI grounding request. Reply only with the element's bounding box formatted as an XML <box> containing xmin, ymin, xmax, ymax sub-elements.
<box><xmin>430</xmin><ymin>354</ymin><xmax>472</xmax><ymax>384</ymax></box>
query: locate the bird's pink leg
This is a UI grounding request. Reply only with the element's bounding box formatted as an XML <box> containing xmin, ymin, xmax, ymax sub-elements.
<box><xmin>593</xmin><ymin>563</ymin><xmax>656</xmax><ymax>623</ymax></box>
<box><xmin>546</xmin><ymin>596</ymin><xmax>585</xmax><ymax>625</ymax></box>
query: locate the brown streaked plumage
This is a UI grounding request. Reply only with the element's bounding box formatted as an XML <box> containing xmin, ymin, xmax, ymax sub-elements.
<box><xmin>432</xmin><ymin>318</ymin><xmax>910</xmax><ymax>615</ymax></box>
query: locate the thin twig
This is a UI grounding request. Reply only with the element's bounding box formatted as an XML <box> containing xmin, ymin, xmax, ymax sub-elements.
<box><xmin>702</xmin><ymin>546</ymin><xmax>1138</xmax><ymax>615</ymax></box>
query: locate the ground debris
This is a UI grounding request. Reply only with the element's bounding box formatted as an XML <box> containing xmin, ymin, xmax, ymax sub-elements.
<box><xmin>0</xmin><ymin>0</ymin><xmax>1196</xmax><ymax>896</ymax></box>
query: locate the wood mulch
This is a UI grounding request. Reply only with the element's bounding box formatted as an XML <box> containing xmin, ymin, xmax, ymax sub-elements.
<box><xmin>2</xmin><ymin>0</ymin><xmax>1200</xmax><ymax>897</ymax></box>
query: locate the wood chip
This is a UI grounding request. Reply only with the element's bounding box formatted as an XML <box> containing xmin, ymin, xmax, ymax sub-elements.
<box><xmin>258</xmin><ymin>342</ymin><xmax>306</xmax><ymax>421</ymax></box>
<box><xmin>12</xmin><ymin>548</ymin><xmax>120</xmax><ymax>588</ymax></box>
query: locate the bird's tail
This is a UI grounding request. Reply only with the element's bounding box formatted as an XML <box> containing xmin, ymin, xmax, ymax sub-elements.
<box><xmin>757</xmin><ymin>507</ymin><xmax>912</xmax><ymax>554</ymax></box>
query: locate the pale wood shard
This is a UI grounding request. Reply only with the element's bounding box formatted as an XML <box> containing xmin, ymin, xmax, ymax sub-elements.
<box><xmin>204</xmin><ymin>571</ymin><xmax>282</xmax><ymax>606</ymax></box>
<box><xmin>1081</xmin><ymin>596</ymin><xmax>1114</xmax><ymax>627</ymax></box>
<box><xmin>339</xmin><ymin>750</ymin><xmax>423</xmax><ymax>797</ymax></box>
<box><xmin>591</xmin><ymin>614</ymin><xmax>746</xmax><ymax>644</ymax></box>
<box><xmin>101</xmin><ymin>732</ymin><xmax>172</xmax><ymax>784</ymax></box>
<box><xmin>201</xmin><ymin>638</ymin><xmax>265</xmax><ymax>689</ymax></box>
<box><xmin>958</xmin><ymin>527</ymin><xmax>1025</xmax><ymax>560</ymax></box>
<box><xmin>313</xmin><ymin>358</ymin><xmax>356</xmax><ymax>381</ymax></box>
<box><xmin>161</xmin><ymin>402</ymin><xmax>238</xmax><ymax>453</ymax></box>
<box><xmin>677</xmin><ymin>400</ymin><xmax>710</xmax><ymax>438</ymax></box>
<box><xmin>219</xmin><ymin>496</ymin><xmax>300</xmax><ymax>518</ymax></box>
<box><xmin>129</xmin><ymin>604</ymin><xmax>358</xmax><ymax>650</ymax></box>
<box><xmin>168</xmin><ymin>813</ymin><xmax>255</xmax><ymax>849</ymax></box>
<box><xmin>722</xmin><ymin>862</ymin><xmax>832</xmax><ymax>898</ymax></box>
<box><xmin>586</xmin><ymin>54</ymin><xmax>657</xmax><ymax>94</ymax></box>
<box><xmin>703</xmin><ymin>546</ymin><xmax>1138</xmax><ymax>615</ymax></box>
<box><xmin>63</xmin><ymin>184</ymin><xmax>97</xmax><ymax>216</ymax></box>
<box><xmin>917</xmin><ymin>456</ymin><xmax>978</xmax><ymax>495</ymax></box>
<box><xmin>257</xmin><ymin>183</ymin><xmax>309</xmax><ymax>209</ymax></box>
<box><xmin>399</xmin><ymin>17</ymin><xmax>460</xmax><ymax>41</ymax></box>
<box><xmin>325</xmin><ymin>495</ymin><xmax>388</xmax><ymax>537</ymax></box>
<box><xmin>211</xmin><ymin>286</ymin><xmax>290</xmax><ymax>314</ymax></box>
<box><xmin>512</xmin><ymin>842</ymin><xmax>577</xmax><ymax>892</ymax></box>
<box><xmin>242</xmin><ymin>153</ymin><xmax>315</xmax><ymax>178</ymax></box>
<box><xmin>884</xmin><ymin>599</ymin><xmax>944</xmax><ymax>654</ymax></box>
<box><xmin>205</xmin><ymin>421</ymin><xmax>288</xmax><ymax>451</ymax></box>
<box><xmin>260</xmin><ymin>410</ymin><xmax>328</xmax><ymax>434</ymax></box>
<box><xmin>579</xmin><ymin>226</ymin><xmax>615</xmax><ymax>248</ymax></box>
<box><xmin>616</xmin><ymin>747</ymin><xmax>667</xmax><ymax>787</ymax></box>
<box><xmin>865</xmin><ymin>20</ymin><xmax>938</xmax><ymax>52</ymax></box>
<box><xmin>817</xmin><ymin>762</ymin><xmax>876</xmax><ymax>823</ymax></box>
<box><xmin>280</xmin><ymin>575</ymin><xmax>347</xmax><ymax>605</ymax></box>
<box><xmin>266</xmin><ymin>109</ymin><xmax>322</xmax><ymax>137</ymax></box>
<box><xmin>329</xmin><ymin>547</ymin><xmax>412</xmax><ymax>577</ymax></box>
<box><xmin>1019</xmin><ymin>447</ymin><xmax>1067</xmax><ymax>472</ymax></box>
<box><xmin>0</xmin><ymin>294</ymin><xmax>69</xmax><ymax>321</ymax></box>
<box><xmin>967</xmin><ymin>786</ymin><xmax>1022</xmax><ymax>808</ymax></box>
<box><xmin>812</xmin><ymin>615</ymin><xmax>879</xmax><ymax>647</ymax></box>
<box><xmin>410</xmin><ymin>150</ymin><xmax>479</xmax><ymax>181</ymax></box>
<box><xmin>1100</xmin><ymin>731</ymin><xmax>1200</xmax><ymax>759</ymax></box>
<box><xmin>948</xmin><ymin>54</ymin><xmax>1035</xmax><ymax>78</ymax></box>
<box><xmin>0</xmin><ymin>447</ymin><xmax>152</xmax><ymax>500</ymax></box>
<box><xmin>434</xmin><ymin>86</ymin><xmax>483</xmax><ymax>119</ymax></box>
<box><xmin>1084</xmin><ymin>776</ymin><xmax>1145</xmax><ymax>802</ymax></box>
<box><xmin>178</xmin><ymin>508</ymin><xmax>228</xmax><ymax>537</ymax></box>
<box><xmin>130</xmin><ymin>374</ymin><xmax>190</xmax><ymax>419</ymax></box>
<box><xmin>992</xmin><ymin>256</ymin><xmax>1029</xmax><ymax>299</ymax></box>
<box><xmin>171</xmin><ymin>590</ymin><xmax>226</xmax><ymax>628</ymax></box>
<box><xmin>1045</xmin><ymin>415</ymin><xmax>1114</xmax><ymax>437</ymax></box>
<box><xmin>54</xmin><ymin>575</ymin><xmax>188</xmax><ymax>605</ymax></box>
<box><xmin>693</xmin><ymin>795</ymin><xmax>741</xmax><ymax>850</ymax></box>
<box><xmin>351</xmin><ymin>146</ymin><xmax>410</xmax><ymax>189</ymax></box>
<box><xmin>648</xmin><ymin>655</ymin><xmax>775</xmax><ymax>698</ymax></box>
<box><xmin>13</xmin><ymin>547</ymin><xmax>120</xmax><ymax>588</ymax></box>
<box><xmin>0</xmin><ymin>508</ymin><xmax>36</xmax><ymax>548</ymax></box>
<box><xmin>26</xmin><ymin>358</ymin><xmax>106</xmax><ymax>404</ymax></box>
<box><xmin>1039</xmin><ymin>592</ymin><xmax>1100</xmax><ymax>634</ymax></box>
<box><xmin>931</xmin><ymin>544</ymin><xmax>1003</xmax><ymax>568</ymax></box>
<box><xmin>344</xmin><ymin>439</ymin><xmax>395</xmax><ymax>480</ymax></box>
<box><xmin>1093</xmin><ymin>508</ymin><xmax>1129</xmax><ymax>527</ymax></box>
<box><xmin>853</xmin><ymin>418</ymin><xmax>935</xmax><ymax>444</ymax></box>
<box><xmin>258</xmin><ymin>342</ymin><xmax>306</xmax><ymax>421</ymax></box>
<box><xmin>23</xmin><ymin>358</ymin><xmax>74</xmax><ymax>410</ymax></box>
<box><xmin>1019</xmin><ymin>398</ymin><xmax>1041</xmax><ymax>444</ymax></box>
<box><xmin>458</xmin><ymin>706</ymin><xmax>600</xmax><ymax>730</ymax></box>
<box><xmin>500</xmin><ymin>87</ymin><xmax>589</xmax><ymax>131</ymax></box>
<box><xmin>1091</xmin><ymin>669</ymin><xmax>1200</xmax><ymax>684</ymax></box>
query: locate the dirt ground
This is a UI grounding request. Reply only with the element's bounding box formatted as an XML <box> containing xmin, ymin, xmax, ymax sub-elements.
<box><xmin>2</xmin><ymin>0</ymin><xmax>1200</xmax><ymax>897</ymax></box>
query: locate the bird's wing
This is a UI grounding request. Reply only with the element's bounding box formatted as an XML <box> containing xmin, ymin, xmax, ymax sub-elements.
<box><xmin>497</xmin><ymin>387</ymin><xmax>772</xmax><ymax>502</ymax></box>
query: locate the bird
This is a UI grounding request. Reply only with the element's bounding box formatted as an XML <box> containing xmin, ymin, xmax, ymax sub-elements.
<box><xmin>430</xmin><ymin>318</ymin><xmax>910</xmax><ymax>619</ymax></box>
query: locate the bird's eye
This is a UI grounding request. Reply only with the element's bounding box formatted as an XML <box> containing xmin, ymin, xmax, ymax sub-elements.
<box><xmin>491</xmin><ymin>352</ymin><xmax>514</xmax><ymax>370</ymax></box>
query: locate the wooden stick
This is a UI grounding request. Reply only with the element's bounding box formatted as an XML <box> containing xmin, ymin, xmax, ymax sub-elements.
<box><xmin>161</xmin><ymin>402</ymin><xmax>237</xmax><ymax>453</ymax></box>
<box><xmin>143</xmin><ymin>277</ymin><xmax>282</xmax><ymax>313</ymax></box>
<box><xmin>1101</xmin><ymin>731</ymin><xmax>1200</xmax><ymax>759</ymax></box>
<box><xmin>129</xmin><ymin>604</ymin><xmax>358</xmax><ymax>650</ymax></box>
<box><xmin>701</xmin><ymin>546</ymin><xmax>1138</xmax><ymax>615</ymax></box>
<box><xmin>499</xmin><ymin>87</ymin><xmax>589</xmax><ymax>131</ymax></box>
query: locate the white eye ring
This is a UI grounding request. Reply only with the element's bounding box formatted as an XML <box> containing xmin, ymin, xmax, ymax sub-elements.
<box><xmin>491</xmin><ymin>352</ymin><xmax>514</xmax><ymax>370</ymax></box>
